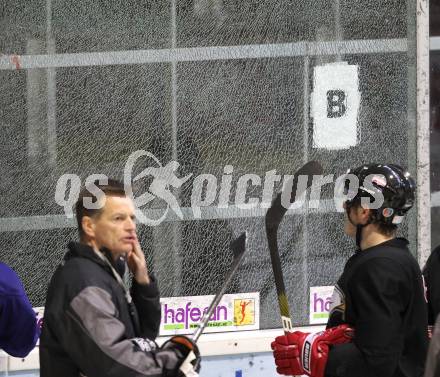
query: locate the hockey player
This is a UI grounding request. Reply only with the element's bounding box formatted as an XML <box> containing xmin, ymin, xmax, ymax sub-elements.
<box><xmin>271</xmin><ymin>163</ymin><xmax>428</xmax><ymax>377</ymax></box>
<box><xmin>40</xmin><ymin>179</ymin><xmax>200</xmax><ymax>377</ymax></box>
<box><xmin>422</xmin><ymin>245</ymin><xmax>440</xmax><ymax>326</ymax></box>
<box><xmin>0</xmin><ymin>263</ymin><xmax>40</xmax><ymax>357</ymax></box>
<box><xmin>424</xmin><ymin>313</ymin><xmax>440</xmax><ymax>377</ymax></box>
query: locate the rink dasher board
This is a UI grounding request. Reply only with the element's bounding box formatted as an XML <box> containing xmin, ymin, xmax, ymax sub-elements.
<box><xmin>2</xmin><ymin>325</ymin><xmax>326</xmax><ymax>372</ymax></box>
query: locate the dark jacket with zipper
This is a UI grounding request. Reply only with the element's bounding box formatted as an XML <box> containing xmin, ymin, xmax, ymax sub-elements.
<box><xmin>40</xmin><ymin>242</ymin><xmax>179</xmax><ymax>377</ymax></box>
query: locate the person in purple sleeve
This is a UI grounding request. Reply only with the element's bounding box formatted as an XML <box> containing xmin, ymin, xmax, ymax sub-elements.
<box><xmin>0</xmin><ymin>263</ymin><xmax>40</xmax><ymax>357</ymax></box>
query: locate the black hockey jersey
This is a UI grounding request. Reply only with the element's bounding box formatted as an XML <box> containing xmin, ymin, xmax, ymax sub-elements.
<box><xmin>325</xmin><ymin>238</ymin><xmax>428</xmax><ymax>377</ymax></box>
<box><xmin>422</xmin><ymin>245</ymin><xmax>440</xmax><ymax>325</ymax></box>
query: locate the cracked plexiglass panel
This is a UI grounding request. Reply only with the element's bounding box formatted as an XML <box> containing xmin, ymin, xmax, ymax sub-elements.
<box><xmin>0</xmin><ymin>1</ymin><xmax>408</xmax><ymax>55</ymax></box>
<box><xmin>170</xmin><ymin>52</ymin><xmax>415</xmax><ymax>329</ymax></box>
<box><xmin>0</xmin><ymin>227</ymin><xmax>157</xmax><ymax>308</ymax></box>
<box><xmin>176</xmin><ymin>58</ymin><xmax>305</xmax><ymax>184</ymax></box>
<box><xmin>0</xmin><ymin>64</ymin><xmax>171</xmax><ymax>218</ymax></box>
<box><xmin>0</xmin><ymin>0</ymin><xmax>170</xmax><ymax>55</ymax></box>
<box><xmin>0</xmin><ymin>229</ymin><xmax>77</xmax><ymax>307</ymax></box>
<box><xmin>0</xmin><ymin>0</ymin><xmax>417</xmax><ymax>330</ymax></box>
<box><xmin>177</xmin><ymin>0</ymin><xmax>407</xmax><ymax>47</ymax></box>
<box><xmin>52</xmin><ymin>0</ymin><xmax>171</xmax><ymax>53</ymax></box>
<box><xmin>0</xmin><ymin>0</ymin><xmax>46</xmax><ymax>55</ymax></box>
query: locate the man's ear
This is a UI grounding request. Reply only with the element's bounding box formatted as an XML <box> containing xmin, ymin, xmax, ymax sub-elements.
<box><xmin>82</xmin><ymin>216</ymin><xmax>96</xmax><ymax>239</ymax></box>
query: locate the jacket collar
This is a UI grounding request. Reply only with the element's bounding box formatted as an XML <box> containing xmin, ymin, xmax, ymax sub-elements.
<box><xmin>65</xmin><ymin>241</ymin><xmax>105</xmax><ymax>264</ymax></box>
<box><xmin>65</xmin><ymin>242</ymin><xmax>126</xmax><ymax>277</ymax></box>
<box><xmin>359</xmin><ymin>237</ymin><xmax>409</xmax><ymax>253</ymax></box>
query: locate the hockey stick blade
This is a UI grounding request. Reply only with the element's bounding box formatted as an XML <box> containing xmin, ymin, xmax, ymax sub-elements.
<box><xmin>192</xmin><ymin>232</ymin><xmax>247</xmax><ymax>342</ymax></box>
<box><xmin>265</xmin><ymin>161</ymin><xmax>323</xmax><ymax>333</ymax></box>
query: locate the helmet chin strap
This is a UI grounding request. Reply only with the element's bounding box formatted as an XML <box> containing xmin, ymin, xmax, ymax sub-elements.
<box><xmin>355</xmin><ymin>224</ymin><xmax>365</xmax><ymax>249</ymax></box>
<box><xmin>346</xmin><ymin>203</ymin><xmax>370</xmax><ymax>250</ymax></box>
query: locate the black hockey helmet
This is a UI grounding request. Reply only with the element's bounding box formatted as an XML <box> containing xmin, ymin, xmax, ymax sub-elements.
<box><xmin>343</xmin><ymin>163</ymin><xmax>416</xmax><ymax>225</ymax></box>
<box><xmin>342</xmin><ymin>163</ymin><xmax>415</xmax><ymax>248</ymax></box>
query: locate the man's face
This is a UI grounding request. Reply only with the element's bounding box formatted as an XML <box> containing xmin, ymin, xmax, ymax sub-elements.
<box><xmin>343</xmin><ymin>202</ymin><xmax>369</xmax><ymax>238</ymax></box>
<box><xmin>89</xmin><ymin>195</ymin><xmax>137</xmax><ymax>258</ymax></box>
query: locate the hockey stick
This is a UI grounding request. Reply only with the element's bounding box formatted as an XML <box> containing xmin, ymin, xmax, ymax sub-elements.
<box><xmin>265</xmin><ymin>161</ymin><xmax>323</xmax><ymax>333</ymax></box>
<box><xmin>178</xmin><ymin>232</ymin><xmax>247</xmax><ymax>376</ymax></box>
<box><xmin>192</xmin><ymin>231</ymin><xmax>247</xmax><ymax>342</ymax></box>
<box><xmin>259</xmin><ymin>220</ymin><xmax>304</xmax><ymax>300</ymax></box>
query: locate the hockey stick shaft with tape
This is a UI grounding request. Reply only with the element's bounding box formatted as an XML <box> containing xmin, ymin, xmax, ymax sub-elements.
<box><xmin>265</xmin><ymin>161</ymin><xmax>323</xmax><ymax>333</ymax></box>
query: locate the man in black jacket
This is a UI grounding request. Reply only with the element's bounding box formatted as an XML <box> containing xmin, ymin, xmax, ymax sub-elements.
<box><xmin>271</xmin><ymin>164</ymin><xmax>428</xmax><ymax>377</ymax></box>
<box><xmin>421</xmin><ymin>245</ymin><xmax>440</xmax><ymax>377</ymax></box>
<box><xmin>423</xmin><ymin>245</ymin><xmax>440</xmax><ymax>326</ymax></box>
<box><xmin>424</xmin><ymin>313</ymin><xmax>440</xmax><ymax>377</ymax></box>
<box><xmin>40</xmin><ymin>179</ymin><xmax>200</xmax><ymax>377</ymax></box>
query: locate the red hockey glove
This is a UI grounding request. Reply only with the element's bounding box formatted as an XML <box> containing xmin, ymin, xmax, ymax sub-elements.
<box><xmin>271</xmin><ymin>324</ymin><xmax>354</xmax><ymax>377</ymax></box>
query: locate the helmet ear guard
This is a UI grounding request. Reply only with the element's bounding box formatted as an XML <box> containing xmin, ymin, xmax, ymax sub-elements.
<box><xmin>392</xmin><ymin>215</ymin><xmax>404</xmax><ymax>225</ymax></box>
<box><xmin>381</xmin><ymin>207</ymin><xmax>394</xmax><ymax>218</ymax></box>
<box><xmin>381</xmin><ymin>207</ymin><xmax>406</xmax><ymax>225</ymax></box>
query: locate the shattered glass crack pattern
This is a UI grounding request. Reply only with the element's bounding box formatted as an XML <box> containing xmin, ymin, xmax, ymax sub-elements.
<box><xmin>0</xmin><ymin>0</ymin><xmax>417</xmax><ymax>329</ymax></box>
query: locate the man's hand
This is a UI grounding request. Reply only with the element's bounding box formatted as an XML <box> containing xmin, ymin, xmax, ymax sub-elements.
<box><xmin>127</xmin><ymin>236</ymin><xmax>150</xmax><ymax>285</ymax></box>
<box><xmin>271</xmin><ymin>324</ymin><xmax>354</xmax><ymax>377</ymax></box>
